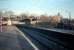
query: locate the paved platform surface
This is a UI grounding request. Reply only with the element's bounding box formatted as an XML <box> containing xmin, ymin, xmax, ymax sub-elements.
<box><xmin>0</xmin><ymin>26</ymin><xmax>22</xmax><ymax>50</ymax></box>
<box><xmin>0</xmin><ymin>26</ymin><xmax>34</xmax><ymax>50</ymax></box>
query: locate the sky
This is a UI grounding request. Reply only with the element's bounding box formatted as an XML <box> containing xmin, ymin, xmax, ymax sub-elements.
<box><xmin>0</xmin><ymin>0</ymin><xmax>74</xmax><ymax>18</ymax></box>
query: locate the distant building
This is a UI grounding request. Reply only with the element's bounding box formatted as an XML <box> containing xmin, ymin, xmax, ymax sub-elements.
<box><xmin>71</xmin><ymin>19</ymin><xmax>74</xmax><ymax>26</ymax></box>
<box><xmin>50</xmin><ymin>13</ymin><xmax>62</xmax><ymax>23</ymax></box>
<box><xmin>40</xmin><ymin>15</ymin><xmax>50</xmax><ymax>22</ymax></box>
<box><xmin>61</xmin><ymin>18</ymin><xmax>70</xmax><ymax>24</ymax></box>
<box><xmin>50</xmin><ymin>15</ymin><xmax>62</xmax><ymax>23</ymax></box>
<box><xmin>21</xmin><ymin>18</ymin><xmax>37</xmax><ymax>25</ymax></box>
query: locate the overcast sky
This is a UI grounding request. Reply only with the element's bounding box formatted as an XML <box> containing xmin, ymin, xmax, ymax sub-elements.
<box><xmin>0</xmin><ymin>0</ymin><xmax>74</xmax><ymax>18</ymax></box>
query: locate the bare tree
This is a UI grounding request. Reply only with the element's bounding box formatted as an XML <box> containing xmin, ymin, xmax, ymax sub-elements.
<box><xmin>0</xmin><ymin>11</ymin><xmax>3</xmax><ymax>17</ymax></box>
<box><xmin>4</xmin><ymin>11</ymin><xmax>14</xmax><ymax>17</ymax></box>
<box><xmin>20</xmin><ymin>13</ymin><xmax>28</xmax><ymax>19</ymax></box>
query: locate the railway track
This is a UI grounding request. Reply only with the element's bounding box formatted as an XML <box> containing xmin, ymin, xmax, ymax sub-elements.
<box><xmin>16</xmin><ymin>25</ymin><xmax>74</xmax><ymax>50</ymax></box>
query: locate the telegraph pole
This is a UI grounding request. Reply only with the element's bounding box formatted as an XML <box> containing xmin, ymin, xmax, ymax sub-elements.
<box><xmin>65</xmin><ymin>10</ymin><xmax>71</xmax><ymax>30</ymax></box>
<box><xmin>1</xmin><ymin>16</ymin><xmax>2</xmax><ymax>32</ymax></box>
<box><xmin>69</xmin><ymin>12</ymin><xmax>71</xmax><ymax>24</ymax></box>
<box><xmin>68</xmin><ymin>12</ymin><xmax>73</xmax><ymax>30</ymax></box>
<box><xmin>68</xmin><ymin>12</ymin><xmax>71</xmax><ymax>30</ymax></box>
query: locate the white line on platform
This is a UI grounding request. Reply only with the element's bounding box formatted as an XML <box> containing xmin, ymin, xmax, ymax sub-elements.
<box><xmin>16</xmin><ymin>27</ymin><xmax>39</xmax><ymax>50</ymax></box>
